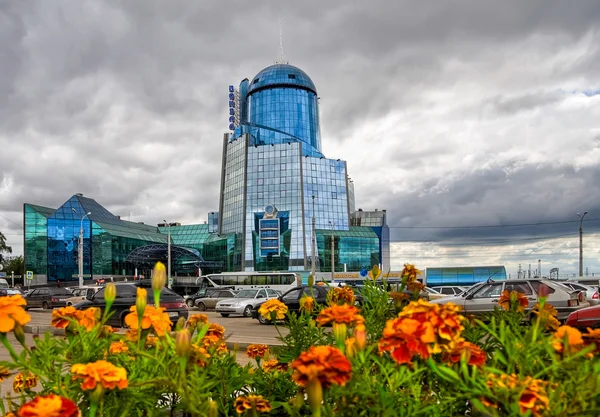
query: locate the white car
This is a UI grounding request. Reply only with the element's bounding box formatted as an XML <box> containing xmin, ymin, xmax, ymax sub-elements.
<box><xmin>65</xmin><ymin>286</ymin><xmax>103</xmax><ymax>306</ymax></box>
<box><xmin>559</xmin><ymin>282</ymin><xmax>599</xmax><ymax>306</ymax></box>
<box><xmin>215</xmin><ymin>288</ymin><xmax>281</xmax><ymax>317</ymax></box>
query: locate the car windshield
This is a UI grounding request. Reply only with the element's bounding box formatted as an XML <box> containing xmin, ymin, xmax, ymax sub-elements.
<box><xmin>235</xmin><ymin>290</ymin><xmax>258</xmax><ymax>299</ymax></box>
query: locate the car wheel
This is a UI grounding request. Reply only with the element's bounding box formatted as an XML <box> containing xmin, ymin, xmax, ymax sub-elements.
<box><xmin>220</xmin><ymin>313</ymin><xmax>230</xmax><ymax>318</ymax></box>
<box><xmin>186</xmin><ymin>299</ymin><xmax>194</xmax><ymax>308</ymax></box>
<box><xmin>42</xmin><ymin>301</ymin><xmax>50</xmax><ymax>310</ymax></box>
<box><xmin>258</xmin><ymin>314</ymin><xmax>271</xmax><ymax>325</ymax></box>
<box><xmin>197</xmin><ymin>302</ymin><xmax>206</xmax><ymax>311</ymax></box>
<box><xmin>120</xmin><ymin>314</ymin><xmax>129</xmax><ymax>329</ymax></box>
<box><xmin>243</xmin><ymin>305</ymin><xmax>253</xmax><ymax>317</ymax></box>
<box><xmin>67</xmin><ymin>302</ymin><xmax>72</xmax><ymax>306</ymax></box>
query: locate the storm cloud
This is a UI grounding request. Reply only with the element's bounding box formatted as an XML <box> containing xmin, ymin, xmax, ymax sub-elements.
<box><xmin>1</xmin><ymin>1</ymin><xmax>599</xmax><ymax>277</ymax></box>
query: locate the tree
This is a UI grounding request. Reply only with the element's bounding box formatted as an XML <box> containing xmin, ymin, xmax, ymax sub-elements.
<box><xmin>5</xmin><ymin>255</ymin><xmax>24</xmax><ymax>276</ymax></box>
<box><xmin>0</xmin><ymin>230</ymin><xmax>12</xmax><ymax>264</ymax></box>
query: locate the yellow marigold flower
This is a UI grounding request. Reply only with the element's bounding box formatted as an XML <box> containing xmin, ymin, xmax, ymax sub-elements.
<box><xmin>205</xmin><ymin>323</ymin><xmax>225</xmax><ymax>338</ymax></box>
<box><xmin>389</xmin><ymin>291</ymin><xmax>410</xmax><ymax>302</ymax></box>
<box><xmin>553</xmin><ymin>325</ymin><xmax>584</xmax><ymax>354</ymax></box>
<box><xmin>531</xmin><ymin>303</ymin><xmax>560</xmax><ymax>331</ymax></box>
<box><xmin>186</xmin><ymin>313</ymin><xmax>209</xmax><ymax>329</ymax></box>
<box><xmin>0</xmin><ymin>366</ymin><xmax>10</xmax><ymax>382</ymax></box>
<box><xmin>583</xmin><ymin>328</ymin><xmax>600</xmax><ymax>354</ymax></box>
<box><xmin>145</xmin><ymin>334</ymin><xmax>159</xmax><ymax>347</ymax></box>
<box><xmin>246</xmin><ymin>344</ymin><xmax>269</xmax><ymax>359</ymax></box>
<box><xmin>201</xmin><ymin>334</ymin><xmax>228</xmax><ymax>355</ymax></box>
<box><xmin>71</xmin><ymin>360</ymin><xmax>128</xmax><ymax>391</ymax></box>
<box><xmin>300</xmin><ymin>296</ymin><xmax>315</xmax><ymax>313</ymax></box>
<box><xmin>291</xmin><ymin>345</ymin><xmax>352</xmax><ymax>388</ymax></box>
<box><xmin>17</xmin><ymin>394</ymin><xmax>80</xmax><ymax>417</ymax></box>
<box><xmin>109</xmin><ymin>341</ymin><xmax>129</xmax><ymax>354</ymax></box>
<box><xmin>124</xmin><ymin>305</ymin><xmax>172</xmax><ymax>336</ymax></box>
<box><xmin>316</xmin><ymin>305</ymin><xmax>364</xmax><ymax>327</ymax></box>
<box><xmin>234</xmin><ymin>394</ymin><xmax>272</xmax><ymax>415</ymax></box>
<box><xmin>484</xmin><ymin>373</ymin><xmax>549</xmax><ymax>417</ymax></box>
<box><xmin>258</xmin><ymin>299</ymin><xmax>288</xmax><ymax>320</ymax></box>
<box><xmin>368</xmin><ymin>265</ymin><xmax>382</xmax><ymax>281</ymax></box>
<box><xmin>25</xmin><ymin>373</ymin><xmax>38</xmax><ymax>389</ymax></box>
<box><xmin>407</xmin><ymin>281</ymin><xmax>426</xmax><ymax>292</ymax></box>
<box><xmin>442</xmin><ymin>341</ymin><xmax>486</xmax><ymax>367</ymax></box>
<box><xmin>262</xmin><ymin>359</ymin><xmax>288</xmax><ymax>373</ymax></box>
<box><xmin>401</xmin><ymin>264</ymin><xmax>421</xmax><ymax>283</ymax></box>
<box><xmin>0</xmin><ymin>295</ymin><xmax>31</xmax><ymax>333</ymax></box>
<box><xmin>498</xmin><ymin>290</ymin><xmax>529</xmax><ymax>314</ymax></box>
<box><xmin>13</xmin><ymin>373</ymin><xmax>37</xmax><ymax>393</ymax></box>
<box><xmin>327</xmin><ymin>287</ymin><xmax>356</xmax><ymax>305</ymax></box>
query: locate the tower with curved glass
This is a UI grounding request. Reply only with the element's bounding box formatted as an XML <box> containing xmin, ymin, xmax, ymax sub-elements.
<box><xmin>219</xmin><ymin>62</ymin><xmax>390</xmax><ymax>272</ymax></box>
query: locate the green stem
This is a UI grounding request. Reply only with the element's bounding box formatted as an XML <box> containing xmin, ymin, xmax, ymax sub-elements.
<box><xmin>0</xmin><ymin>333</ymin><xmax>20</xmax><ymax>362</ymax></box>
<box><xmin>89</xmin><ymin>402</ymin><xmax>98</xmax><ymax>417</ymax></box>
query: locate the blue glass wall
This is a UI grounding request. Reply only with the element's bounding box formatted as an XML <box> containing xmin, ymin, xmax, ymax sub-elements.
<box><xmin>425</xmin><ymin>266</ymin><xmax>507</xmax><ymax>286</ymax></box>
<box><xmin>244</xmin><ymin>64</ymin><xmax>322</xmax><ymax>157</ymax></box>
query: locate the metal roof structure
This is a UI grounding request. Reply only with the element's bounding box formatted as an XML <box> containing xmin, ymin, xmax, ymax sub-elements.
<box><xmin>125</xmin><ymin>244</ymin><xmax>222</xmax><ymax>268</ymax></box>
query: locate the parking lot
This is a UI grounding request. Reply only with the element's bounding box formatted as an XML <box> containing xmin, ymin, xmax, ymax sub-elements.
<box><xmin>25</xmin><ymin>307</ymin><xmax>287</xmax><ymax>346</ymax></box>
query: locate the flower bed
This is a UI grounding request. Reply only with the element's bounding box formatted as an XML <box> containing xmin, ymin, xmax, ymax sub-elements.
<box><xmin>1</xmin><ymin>263</ymin><xmax>599</xmax><ymax>416</ymax></box>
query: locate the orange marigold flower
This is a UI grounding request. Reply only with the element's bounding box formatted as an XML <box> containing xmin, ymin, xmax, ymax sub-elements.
<box><xmin>258</xmin><ymin>299</ymin><xmax>288</xmax><ymax>320</ymax></box>
<box><xmin>234</xmin><ymin>394</ymin><xmax>272</xmax><ymax>415</ymax></box>
<box><xmin>389</xmin><ymin>291</ymin><xmax>410</xmax><ymax>302</ymax></box>
<box><xmin>300</xmin><ymin>296</ymin><xmax>315</xmax><ymax>313</ymax></box>
<box><xmin>583</xmin><ymin>328</ymin><xmax>600</xmax><ymax>354</ymax></box>
<box><xmin>316</xmin><ymin>305</ymin><xmax>364</xmax><ymax>327</ymax></box>
<box><xmin>327</xmin><ymin>287</ymin><xmax>356</xmax><ymax>305</ymax></box>
<box><xmin>13</xmin><ymin>373</ymin><xmax>37</xmax><ymax>392</ymax></box>
<box><xmin>531</xmin><ymin>303</ymin><xmax>560</xmax><ymax>331</ymax></box>
<box><xmin>442</xmin><ymin>341</ymin><xmax>486</xmax><ymax>366</ymax></box>
<box><xmin>291</xmin><ymin>345</ymin><xmax>352</xmax><ymax>389</ymax></box>
<box><xmin>17</xmin><ymin>394</ymin><xmax>80</xmax><ymax>417</ymax></box>
<box><xmin>76</xmin><ymin>307</ymin><xmax>100</xmax><ymax>331</ymax></box>
<box><xmin>205</xmin><ymin>323</ymin><xmax>226</xmax><ymax>338</ymax></box>
<box><xmin>124</xmin><ymin>305</ymin><xmax>172</xmax><ymax>336</ymax></box>
<box><xmin>0</xmin><ymin>295</ymin><xmax>31</xmax><ymax>333</ymax></box>
<box><xmin>553</xmin><ymin>325</ymin><xmax>584</xmax><ymax>354</ymax></box>
<box><xmin>498</xmin><ymin>290</ymin><xmax>529</xmax><ymax>314</ymax></box>
<box><xmin>71</xmin><ymin>360</ymin><xmax>128</xmax><ymax>391</ymax></box>
<box><xmin>407</xmin><ymin>281</ymin><xmax>426</xmax><ymax>292</ymax></box>
<box><xmin>484</xmin><ymin>373</ymin><xmax>549</xmax><ymax>417</ymax></box>
<box><xmin>190</xmin><ymin>344</ymin><xmax>211</xmax><ymax>367</ymax></box>
<box><xmin>401</xmin><ymin>264</ymin><xmax>421</xmax><ymax>283</ymax></box>
<box><xmin>109</xmin><ymin>340</ymin><xmax>129</xmax><ymax>354</ymax></box>
<box><xmin>124</xmin><ymin>305</ymin><xmax>152</xmax><ymax>330</ymax></box>
<box><xmin>379</xmin><ymin>300</ymin><xmax>465</xmax><ymax>363</ymax></box>
<box><xmin>262</xmin><ymin>359</ymin><xmax>288</xmax><ymax>373</ymax></box>
<box><xmin>50</xmin><ymin>306</ymin><xmax>80</xmax><ymax>329</ymax></box>
<box><xmin>246</xmin><ymin>344</ymin><xmax>269</xmax><ymax>359</ymax></box>
<box><xmin>187</xmin><ymin>313</ymin><xmax>209</xmax><ymax>329</ymax></box>
<box><xmin>201</xmin><ymin>334</ymin><xmax>228</xmax><ymax>355</ymax></box>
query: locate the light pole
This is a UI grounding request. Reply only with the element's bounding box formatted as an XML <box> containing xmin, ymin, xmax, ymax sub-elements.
<box><xmin>163</xmin><ymin>220</ymin><xmax>172</xmax><ymax>289</ymax></box>
<box><xmin>310</xmin><ymin>196</ymin><xmax>316</xmax><ymax>277</ymax></box>
<box><xmin>328</xmin><ymin>221</ymin><xmax>336</xmax><ymax>283</ymax></box>
<box><xmin>72</xmin><ymin>209</ymin><xmax>91</xmax><ymax>288</ymax></box>
<box><xmin>577</xmin><ymin>211</ymin><xmax>588</xmax><ymax>277</ymax></box>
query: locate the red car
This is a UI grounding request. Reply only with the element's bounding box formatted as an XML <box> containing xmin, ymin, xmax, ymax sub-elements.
<box><xmin>565</xmin><ymin>304</ymin><xmax>600</xmax><ymax>329</ymax></box>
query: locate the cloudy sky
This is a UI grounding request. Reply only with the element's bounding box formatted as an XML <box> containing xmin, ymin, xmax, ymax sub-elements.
<box><xmin>1</xmin><ymin>1</ymin><xmax>599</xmax><ymax>278</ymax></box>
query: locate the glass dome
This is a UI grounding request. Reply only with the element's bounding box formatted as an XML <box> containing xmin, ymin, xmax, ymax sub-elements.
<box><xmin>248</xmin><ymin>64</ymin><xmax>317</xmax><ymax>94</ymax></box>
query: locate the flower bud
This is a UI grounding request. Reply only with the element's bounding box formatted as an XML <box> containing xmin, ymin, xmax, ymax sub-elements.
<box><xmin>332</xmin><ymin>322</ymin><xmax>347</xmax><ymax>344</ymax></box>
<box><xmin>176</xmin><ymin>316</ymin><xmax>186</xmax><ymax>331</ymax></box>
<box><xmin>345</xmin><ymin>337</ymin><xmax>356</xmax><ymax>358</ymax></box>
<box><xmin>207</xmin><ymin>400</ymin><xmax>219</xmax><ymax>417</ymax></box>
<box><xmin>306</xmin><ymin>378</ymin><xmax>323</xmax><ymax>412</ymax></box>
<box><xmin>152</xmin><ymin>262</ymin><xmax>167</xmax><ymax>292</ymax></box>
<box><xmin>308</xmin><ymin>274</ymin><xmax>315</xmax><ymax>287</ymax></box>
<box><xmin>13</xmin><ymin>323</ymin><xmax>25</xmax><ymax>346</ymax></box>
<box><xmin>136</xmin><ymin>287</ymin><xmax>147</xmax><ymax>317</ymax></box>
<box><xmin>105</xmin><ymin>283</ymin><xmax>117</xmax><ymax>305</ymax></box>
<box><xmin>293</xmin><ymin>391</ymin><xmax>305</xmax><ymax>409</ymax></box>
<box><xmin>354</xmin><ymin>323</ymin><xmax>367</xmax><ymax>351</ymax></box>
<box><xmin>175</xmin><ymin>329</ymin><xmax>191</xmax><ymax>357</ymax></box>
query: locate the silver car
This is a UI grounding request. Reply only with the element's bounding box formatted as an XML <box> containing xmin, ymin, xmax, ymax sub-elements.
<box><xmin>215</xmin><ymin>288</ymin><xmax>281</xmax><ymax>317</ymax></box>
<box><xmin>195</xmin><ymin>289</ymin><xmax>237</xmax><ymax>311</ymax></box>
<box><xmin>431</xmin><ymin>279</ymin><xmax>589</xmax><ymax>321</ymax></box>
<box><xmin>559</xmin><ymin>282</ymin><xmax>599</xmax><ymax>306</ymax></box>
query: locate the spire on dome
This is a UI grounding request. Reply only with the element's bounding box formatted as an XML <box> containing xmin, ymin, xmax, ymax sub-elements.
<box><xmin>275</xmin><ymin>23</ymin><xmax>287</xmax><ymax>64</ymax></box>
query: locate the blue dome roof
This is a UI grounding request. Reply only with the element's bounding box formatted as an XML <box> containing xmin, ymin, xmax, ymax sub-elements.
<box><xmin>247</xmin><ymin>64</ymin><xmax>317</xmax><ymax>94</ymax></box>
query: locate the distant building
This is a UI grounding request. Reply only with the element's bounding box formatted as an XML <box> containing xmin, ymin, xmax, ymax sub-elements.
<box><xmin>425</xmin><ymin>266</ymin><xmax>507</xmax><ymax>286</ymax></box>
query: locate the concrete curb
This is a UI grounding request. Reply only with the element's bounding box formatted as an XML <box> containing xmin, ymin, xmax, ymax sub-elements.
<box><xmin>22</xmin><ymin>325</ymin><xmax>283</xmax><ymax>349</ymax></box>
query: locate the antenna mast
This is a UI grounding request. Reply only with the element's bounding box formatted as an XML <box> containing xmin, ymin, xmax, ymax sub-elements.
<box><xmin>276</xmin><ymin>23</ymin><xmax>287</xmax><ymax>64</ymax></box>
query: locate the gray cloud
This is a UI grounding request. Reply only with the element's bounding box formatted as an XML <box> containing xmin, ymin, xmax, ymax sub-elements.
<box><xmin>1</xmin><ymin>1</ymin><xmax>599</xmax><ymax>275</ymax></box>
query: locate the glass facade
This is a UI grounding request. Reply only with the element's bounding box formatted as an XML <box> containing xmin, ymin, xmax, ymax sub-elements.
<box><xmin>316</xmin><ymin>227</ymin><xmax>380</xmax><ymax>272</ymax></box>
<box><xmin>24</xmin><ymin>204</ymin><xmax>53</xmax><ymax>277</ymax></box>
<box><xmin>425</xmin><ymin>266</ymin><xmax>508</xmax><ymax>286</ymax></box>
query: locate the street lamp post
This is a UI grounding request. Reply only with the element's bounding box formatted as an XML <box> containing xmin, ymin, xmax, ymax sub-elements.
<box><xmin>328</xmin><ymin>221</ymin><xmax>336</xmax><ymax>283</ymax></box>
<box><xmin>577</xmin><ymin>211</ymin><xmax>588</xmax><ymax>277</ymax></box>
<box><xmin>163</xmin><ymin>220</ymin><xmax>172</xmax><ymax>289</ymax></box>
<box><xmin>310</xmin><ymin>196</ymin><xmax>316</xmax><ymax>277</ymax></box>
<box><xmin>72</xmin><ymin>209</ymin><xmax>91</xmax><ymax>288</ymax></box>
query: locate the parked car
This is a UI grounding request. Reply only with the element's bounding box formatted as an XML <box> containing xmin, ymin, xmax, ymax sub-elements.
<box><xmin>571</xmin><ymin>278</ymin><xmax>600</xmax><ymax>288</ymax></box>
<box><xmin>431</xmin><ymin>286</ymin><xmax>467</xmax><ymax>296</ymax></box>
<box><xmin>0</xmin><ymin>289</ymin><xmax>24</xmax><ymax>296</ymax></box>
<box><xmin>215</xmin><ymin>288</ymin><xmax>281</xmax><ymax>318</ymax></box>
<box><xmin>252</xmin><ymin>285</ymin><xmax>330</xmax><ymax>324</ymax></box>
<box><xmin>195</xmin><ymin>289</ymin><xmax>237</xmax><ymax>311</ymax></box>
<box><xmin>24</xmin><ymin>287</ymin><xmax>74</xmax><ymax>310</ymax></box>
<box><xmin>184</xmin><ymin>287</ymin><xmax>235</xmax><ymax>308</ymax></box>
<box><xmin>566</xmin><ymin>304</ymin><xmax>600</xmax><ymax>329</ymax></box>
<box><xmin>423</xmin><ymin>287</ymin><xmax>448</xmax><ymax>300</ymax></box>
<box><xmin>75</xmin><ymin>282</ymin><xmax>188</xmax><ymax>328</ymax></box>
<box><xmin>65</xmin><ymin>286</ymin><xmax>104</xmax><ymax>306</ymax></box>
<box><xmin>431</xmin><ymin>279</ymin><xmax>589</xmax><ymax>321</ymax></box>
<box><xmin>559</xmin><ymin>282</ymin><xmax>599</xmax><ymax>306</ymax></box>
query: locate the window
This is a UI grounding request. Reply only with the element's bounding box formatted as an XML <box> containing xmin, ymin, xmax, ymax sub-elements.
<box><xmin>288</xmin><ymin>74</ymin><xmax>296</xmax><ymax>79</ymax></box>
<box><xmin>504</xmin><ymin>283</ymin><xmax>533</xmax><ymax>295</ymax></box>
<box><xmin>281</xmin><ymin>177</ymin><xmax>286</xmax><ymax>184</ymax></box>
<box><xmin>441</xmin><ymin>288</ymin><xmax>453</xmax><ymax>295</ymax></box>
<box><xmin>282</xmin><ymin>288</ymin><xmax>301</xmax><ymax>302</ymax></box>
<box><xmin>253</xmin><ymin>78</ymin><xmax>260</xmax><ymax>84</ymax></box>
<box><xmin>472</xmin><ymin>284</ymin><xmax>503</xmax><ymax>298</ymax></box>
<box><xmin>257</xmin><ymin>178</ymin><xmax>264</xmax><ymax>185</ymax></box>
<box><xmin>332</xmin><ymin>192</ymin><xmax>337</xmax><ymax>199</ymax></box>
<box><xmin>529</xmin><ymin>281</ymin><xmax>555</xmax><ymax>295</ymax></box>
<box><xmin>281</xmin><ymin>190</ymin><xmax>286</xmax><ymax>197</ymax></box>
<box><xmin>257</xmin><ymin>289</ymin><xmax>268</xmax><ymax>298</ymax></box>
<box><xmin>280</xmin><ymin>164</ymin><xmax>286</xmax><ymax>170</ymax></box>
<box><xmin>258</xmin><ymin>165</ymin><xmax>264</xmax><ymax>172</ymax></box>
<box><xmin>267</xmin><ymin>289</ymin><xmax>279</xmax><ymax>297</ymax></box>
<box><xmin>116</xmin><ymin>286</ymin><xmax>137</xmax><ymax>299</ymax></box>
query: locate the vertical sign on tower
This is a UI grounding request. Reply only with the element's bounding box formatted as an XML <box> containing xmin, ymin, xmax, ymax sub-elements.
<box><xmin>228</xmin><ymin>85</ymin><xmax>240</xmax><ymax>131</ymax></box>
